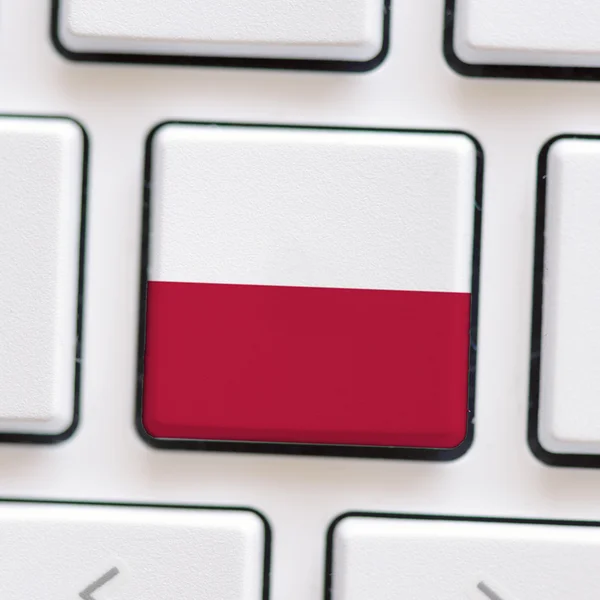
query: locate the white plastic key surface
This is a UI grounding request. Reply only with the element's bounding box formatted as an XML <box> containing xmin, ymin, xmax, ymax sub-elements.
<box><xmin>58</xmin><ymin>0</ymin><xmax>384</xmax><ymax>62</ymax></box>
<box><xmin>0</xmin><ymin>118</ymin><xmax>84</xmax><ymax>436</ymax></box>
<box><xmin>150</xmin><ymin>125</ymin><xmax>476</xmax><ymax>293</ymax></box>
<box><xmin>0</xmin><ymin>502</ymin><xmax>266</xmax><ymax>600</ymax></box>
<box><xmin>539</xmin><ymin>138</ymin><xmax>600</xmax><ymax>455</ymax></box>
<box><xmin>331</xmin><ymin>516</ymin><xmax>600</xmax><ymax>600</ymax></box>
<box><xmin>454</xmin><ymin>0</ymin><xmax>600</xmax><ymax>67</ymax></box>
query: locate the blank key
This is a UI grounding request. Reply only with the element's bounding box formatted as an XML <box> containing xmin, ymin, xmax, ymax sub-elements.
<box><xmin>534</xmin><ymin>136</ymin><xmax>600</xmax><ymax>461</ymax></box>
<box><xmin>0</xmin><ymin>117</ymin><xmax>85</xmax><ymax>439</ymax></box>
<box><xmin>56</xmin><ymin>0</ymin><xmax>386</xmax><ymax>66</ymax></box>
<box><xmin>453</xmin><ymin>0</ymin><xmax>600</xmax><ymax>68</ymax></box>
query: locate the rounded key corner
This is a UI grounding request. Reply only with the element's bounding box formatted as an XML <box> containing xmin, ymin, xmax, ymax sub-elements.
<box><xmin>244</xmin><ymin>506</ymin><xmax>273</xmax><ymax>538</ymax></box>
<box><xmin>52</xmin><ymin>412</ymin><xmax>81</xmax><ymax>442</ymax></box>
<box><xmin>51</xmin><ymin>34</ymin><xmax>73</xmax><ymax>62</ymax></box>
<box><xmin>48</xmin><ymin>410</ymin><xmax>81</xmax><ymax>443</ymax></box>
<box><xmin>0</xmin><ymin>408</ymin><xmax>80</xmax><ymax>446</ymax></box>
<box><xmin>144</xmin><ymin>121</ymin><xmax>185</xmax><ymax>159</ymax></box>
<box><xmin>326</xmin><ymin>511</ymin><xmax>373</xmax><ymax>544</ymax></box>
<box><xmin>214</xmin><ymin>503</ymin><xmax>272</xmax><ymax>547</ymax></box>
<box><xmin>457</xmin><ymin>129</ymin><xmax>483</xmax><ymax>152</ymax></box>
<box><xmin>527</xmin><ymin>388</ymin><xmax>600</xmax><ymax>469</ymax></box>
<box><xmin>526</xmin><ymin>428</ymin><xmax>600</xmax><ymax>469</ymax></box>
<box><xmin>348</xmin><ymin>33</ymin><xmax>391</xmax><ymax>74</ymax></box>
<box><xmin>538</xmin><ymin>134</ymin><xmax>588</xmax><ymax>165</ymax></box>
<box><xmin>452</xmin><ymin>130</ymin><xmax>485</xmax><ymax>175</ymax></box>
<box><xmin>135</xmin><ymin>413</ymin><xmax>160</xmax><ymax>449</ymax></box>
<box><xmin>134</xmin><ymin>406</ymin><xmax>178</xmax><ymax>451</ymax></box>
<box><xmin>50</xmin><ymin>24</ymin><xmax>78</xmax><ymax>63</ymax></box>
<box><xmin>443</xmin><ymin>36</ymin><xmax>481</xmax><ymax>80</ymax></box>
<box><xmin>539</xmin><ymin>134</ymin><xmax>600</xmax><ymax>172</ymax></box>
<box><xmin>441</xmin><ymin>425</ymin><xmax>474</xmax><ymax>460</ymax></box>
<box><xmin>146</xmin><ymin>121</ymin><xmax>174</xmax><ymax>144</ymax></box>
<box><xmin>526</xmin><ymin>423</ymin><xmax>562</xmax><ymax>467</ymax></box>
<box><xmin>50</xmin><ymin>0</ymin><xmax>390</xmax><ymax>73</ymax></box>
<box><xmin>62</xmin><ymin>115</ymin><xmax>90</xmax><ymax>140</ymax></box>
<box><xmin>442</xmin><ymin>14</ymin><xmax>495</xmax><ymax>80</ymax></box>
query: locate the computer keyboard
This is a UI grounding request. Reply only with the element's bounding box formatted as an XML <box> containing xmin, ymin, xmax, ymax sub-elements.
<box><xmin>3</xmin><ymin>0</ymin><xmax>600</xmax><ymax>598</ymax></box>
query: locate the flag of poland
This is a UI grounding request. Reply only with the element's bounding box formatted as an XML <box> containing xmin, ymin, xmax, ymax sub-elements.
<box><xmin>139</xmin><ymin>124</ymin><xmax>480</xmax><ymax>457</ymax></box>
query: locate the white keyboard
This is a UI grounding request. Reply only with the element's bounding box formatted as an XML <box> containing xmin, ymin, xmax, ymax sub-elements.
<box><xmin>4</xmin><ymin>1</ymin><xmax>600</xmax><ymax>599</ymax></box>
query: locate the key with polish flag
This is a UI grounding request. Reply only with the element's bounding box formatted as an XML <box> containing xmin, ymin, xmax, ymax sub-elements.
<box><xmin>138</xmin><ymin>123</ymin><xmax>482</xmax><ymax>459</ymax></box>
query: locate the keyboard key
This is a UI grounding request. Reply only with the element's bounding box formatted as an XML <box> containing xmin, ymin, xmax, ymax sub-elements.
<box><xmin>531</xmin><ymin>136</ymin><xmax>600</xmax><ymax>465</ymax></box>
<box><xmin>0</xmin><ymin>501</ymin><xmax>267</xmax><ymax>600</ymax></box>
<box><xmin>54</xmin><ymin>0</ymin><xmax>388</xmax><ymax>69</ymax></box>
<box><xmin>448</xmin><ymin>0</ymin><xmax>600</xmax><ymax>77</ymax></box>
<box><xmin>0</xmin><ymin>117</ymin><xmax>86</xmax><ymax>441</ymax></box>
<box><xmin>329</xmin><ymin>514</ymin><xmax>600</xmax><ymax>600</ymax></box>
<box><xmin>139</xmin><ymin>123</ymin><xmax>481</xmax><ymax>458</ymax></box>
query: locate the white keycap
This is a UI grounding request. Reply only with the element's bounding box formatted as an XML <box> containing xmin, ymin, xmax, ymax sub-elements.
<box><xmin>537</xmin><ymin>137</ymin><xmax>600</xmax><ymax>456</ymax></box>
<box><xmin>331</xmin><ymin>515</ymin><xmax>600</xmax><ymax>600</ymax></box>
<box><xmin>454</xmin><ymin>0</ymin><xmax>600</xmax><ymax>68</ymax></box>
<box><xmin>57</xmin><ymin>0</ymin><xmax>385</xmax><ymax>63</ymax></box>
<box><xmin>141</xmin><ymin>124</ymin><xmax>477</xmax><ymax>453</ymax></box>
<box><xmin>0</xmin><ymin>502</ymin><xmax>266</xmax><ymax>600</ymax></box>
<box><xmin>0</xmin><ymin>117</ymin><xmax>85</xmax><ymax>437</ymax></box>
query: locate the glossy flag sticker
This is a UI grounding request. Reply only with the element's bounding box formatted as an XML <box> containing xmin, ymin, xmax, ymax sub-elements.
<box><xmin>138</xmin><ymin>123</ymin><xmax>482</xmax><ymax>459</ymax></box>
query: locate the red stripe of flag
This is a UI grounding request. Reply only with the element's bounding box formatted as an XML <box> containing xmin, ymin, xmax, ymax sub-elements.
<box><xmin>142</xmin><ymin>281</ymin><xmax>471</xmax><ymax>448</ymax></box>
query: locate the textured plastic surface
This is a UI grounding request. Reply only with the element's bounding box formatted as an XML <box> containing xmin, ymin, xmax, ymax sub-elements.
<box><xmin>538</xmin><ymin>138</ymin><xmax>600</xmax><ymax>456</ymax></box>
<box><xmin>330</xmin><ymin>514</ymin><xmax>600</xmax><ymax>600</ymax></box>
<box><xmin>0</xmin><ymin>501</ymin><xmax>266</xmax><ymax>600</ymax></box>
<box><xmin>4</xmin><ymin>1</ymin><xmax>600</xmax><ymax>600</ymax></box>
<box><xmin>0</xmin><ymin>117</ymin><xmax>84</xmax><ymax>437</ymax></box>
<box><xmin>57</xmin><ymin>0</ymin><xmax>384</xmax><ymax>62</ymax></box>
<box><xmin>453</xmin><ymin>0</ymin><xmax>600</xmax><ymax>68</ymax></box>
<box><xmin>148</xmin><ymin>127</ymin><xmax>475</xmax><ymax>292</ymax></box>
